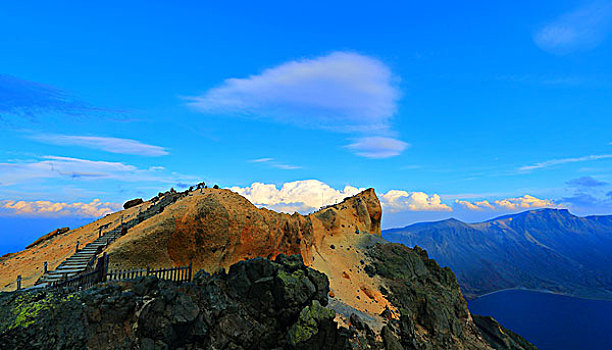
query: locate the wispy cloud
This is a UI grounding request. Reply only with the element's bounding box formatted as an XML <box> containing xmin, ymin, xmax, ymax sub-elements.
<box><xmin>273</xmin><ymin>164</ymin><xmax>301</xmax><ymax>170</ymax></box>
<box><xmin>534</xmin><ymin>2</ymin><xmax>612</xmax><ymax>54</ymax></box>
<box><xmin>0</xmin><ymin>198</ymin><xmax>121</xmax><ymax>217</ymax></box>
<box><xmin>560</xmin><ymin>192</ymin><xmax>612</xmax><ymax>211</ymax></box>
<box><xmin>0</xmin><ymin>74</ymin><xmax>94</xmax><ymax>118</ymax></box>
<box><xmin>345</xmin><ymin>136</ymin><xmax>409</xmax><ymax>159</ymax></box>
<box><xmin>30</xmin><ymin>134</ymin><xmax>169</xmax><ymax>157</ymax></box>
<box><xmin>494</xmin><ymin>73</ymin><xmax>612</xmax><ymax>88</ymax></box>
<box><xmin>249</xmin><ymin>158</ymin><xmax>274</xmax><ymax>163</ymax></box>
<box><xmin>0</xmin><ymin>156</ymin><xmax>194</xmax><ymax>186</ymax></box>
<box><xmin>519</xmin><ymin>154</ymin><xmax>612</xmax><ymax>171</ymax></box>
<box><xmin>567</xmin><ymin>176</ymin><xmax>608</xmax><ymax>187</ymax></box>
<box><xmin>247</xmin><ymin>157</ymin><xmax>301</xmax><ymax>170</ymax></box>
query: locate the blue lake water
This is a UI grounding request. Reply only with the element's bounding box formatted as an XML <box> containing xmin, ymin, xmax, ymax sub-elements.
<box><xmin>467</xmin><ymin>289</ymin><xmax>612</xmax><ymax>350</ymax></box>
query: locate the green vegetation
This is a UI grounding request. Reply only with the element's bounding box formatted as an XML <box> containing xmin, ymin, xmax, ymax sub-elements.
<box><xmin>288</xmin><ymin>300</ymin><xmax>335</xmax><ymax>345</ymax></box>
<box><xmin>1</xmin><ymin>291</ymin><xmax>79</xmax><ymax>331</ymax></box>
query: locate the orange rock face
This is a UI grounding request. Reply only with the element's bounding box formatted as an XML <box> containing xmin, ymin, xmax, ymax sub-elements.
<box><xmin>106</xmin><ymin>187</ymin><xmax>392</xmax><ymax>326</ymax></box>
<box><xmin>107</xmin><ymin>187</ymin><xmax>381</xmax><ymax>272</ymax></box>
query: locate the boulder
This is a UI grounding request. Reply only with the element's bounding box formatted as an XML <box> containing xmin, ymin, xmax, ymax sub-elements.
<box><xmin>123</xmin><ymin>198</ymin><xmax>144</xmax><ymax>209</ymax></box>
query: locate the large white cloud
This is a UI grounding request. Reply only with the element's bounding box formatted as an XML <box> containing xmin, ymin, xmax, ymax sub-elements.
<box><xmin>230</xmin><ymin>180</ymin><xmax>451</xmax><ymax>214</ymax></box>
<box><xmin>534</xmin><ymin>2</ymin><xmax>612</xmax><ymax>54</ymax></box>
<box><xmin>230</xmin><ymin>180</ymin><xmax>364</xmax><ymax>213</ymax></box>
<box><xmin>455</xmin><ymin>195</ymin><xmax>557</xmax><ymax>211</ymax></box>
<box><xmin>187</xmin><ymin>52</ymin><xmax>400</xmax><ymax>133</ymax></box>
<box><xmin>0</xmin><ymin>199</ymin><xmax>121</xmax><ymax>217</ymax></box>
<box><xmin>30</xmin><ymin>134</ymin><xmax>169</xmax><ymax>156</ymax></box>
<box><xmin>380</xmin><ymin>190</ymin><xmax>452</xmax><ymax>212</ymax></box>
<box><xmin>230</xmin><ymin>180</ymin><xmax>562</xmax><ymax>217</ymax></box>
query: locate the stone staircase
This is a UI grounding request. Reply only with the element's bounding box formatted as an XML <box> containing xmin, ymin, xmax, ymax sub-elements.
<box><xmin>37</xmin><ymin>227</ymin><xmax>123</xmax><ymax>285</ymax></box>
<box><xmin>36</xmin><ymin>190</ymin><xmax>188</xmax><ymax>286</ymax></box>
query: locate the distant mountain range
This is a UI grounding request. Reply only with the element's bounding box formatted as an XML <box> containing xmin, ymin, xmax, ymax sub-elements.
<box><xmin>383</xmin><ymin>209</ymin><xmax>612</xmax><ymax>300</ymax></box>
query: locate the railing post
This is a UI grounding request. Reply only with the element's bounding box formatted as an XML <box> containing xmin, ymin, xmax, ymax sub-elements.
<box><xmin>101</xmin><ymin>253</ymin><xmax>108</xmax><ymax>282</ymax></box>
<box><xmin>16</xmin><ymin>275</ymin><xmax>22</xmax><ymax>290</ymax></box>
<box><xmin>188</xmin><ymin>261</ymin><xmax>192</xmax><ymax>282</ymax></box>
<box><xmin>44</xmin><ymin>261</ymin><xmax>48</xmax><ymax>273</ymax></box>
<box><xmin>75</xmin><ymin>240</ymin><xmax>80</xmax><ymax>253</ymax></box>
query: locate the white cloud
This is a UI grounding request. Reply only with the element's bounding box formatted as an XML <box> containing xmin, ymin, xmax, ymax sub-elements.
<box><xmin>273</xmin><ymin>164</ymin><xmax>301</xmax><ymax>170</ymax></box>
<box><xmin>534</xmin><ymin>2</ymin><xmax>612</xmax><ymax>54</ymax></box>
<box><xmin>454</xmin><ymin>200</ymin><xmax>495</xmax><ymax>211</ymax></box>
<box><xmin>519</xmin><ymin>154</ymin><xmax>612</xmax><ymax>171</ymax></box>
<box><xmin>247</xmin><ymin>157</ymin><xmax>301</xmax><ymax>170</ymax></box>
<box><xmin>380</xmin><ymin>190</ymin><xmax>452</xmax><ymax>212</ymax></box>
<box><xmin>187</xmin><ymin>51</ymin><xmax>400</xmax><ymax>133</ymax></box>
<box><xmin>229</xmin><ymin>180</ymin><xmax>562</xmax><ymax>217</ymax></box>
<box><xmin>231</xmin><ymin>180</ymin><xmax>451</xmax><ymax>214</ymax></box>
<box><xmin>230</xmin><ymin>180</ymin><xmax>364</xmax><ymax>213</ymax></box>
<box><xmin>345</xmin><ymin>136</ymin><xmax>409</xmax><ymax>158</ymax></box>
<box><xmin>31</xmin><ymin>134</ymin><xmax>168</xmax><ymax>156</ymax></box>
<box><xmin>0</xmin><ymin>198</ymin><xmax>121</xmax><ymax>217</ymax></box>
<box><xmin>0</xmin><ymin>156</ymin><xmax>194</xmax><ymax>186</ymax></box>
<box><xmin>455</xmin><ymin>195</ymin><xmax>557</xmax><ymax>211</ymax></box>
<box><xmin>249</xmin><ymin>158</ymin><xmax>274</xmax><ymax>163</ymax></box>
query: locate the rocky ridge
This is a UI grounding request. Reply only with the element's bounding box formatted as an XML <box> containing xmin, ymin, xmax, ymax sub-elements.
<box><xmin>0</xmin><ymin>187</ymin><xmax>538</xmax><ymax>349</ymax></box>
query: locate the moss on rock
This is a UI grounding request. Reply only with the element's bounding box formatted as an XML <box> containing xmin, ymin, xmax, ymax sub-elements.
<box><xmin>288</xmin><ymin>300</ymin><xmax>335</xmax><ymax>345</ymax></box>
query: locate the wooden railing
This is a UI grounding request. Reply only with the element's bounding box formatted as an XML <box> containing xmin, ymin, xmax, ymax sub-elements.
<box><xmin>107</xmin><ymin>263</ymin><xmax>192</xmax><ymax>283</ymax></box>
<box><xmin>49</xmin><ymin>255</ymin><xmax>192</xmax><ymax>290</ymax></box>
<box><xmin>50</xmin><ymin>267</ymin><xmax>105</xmax><ymax>290</ymax></box>
<box><xmin>49</xmin><ymin>254</ymin><xmax>108</xmax><ymax>289</ymax></box>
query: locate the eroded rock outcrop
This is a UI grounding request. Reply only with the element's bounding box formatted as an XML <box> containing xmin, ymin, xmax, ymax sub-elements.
<box><xmin>108</xmin><ymin>188</ymin><xmax>381</xmax><ymax>272</ymax></box>
<box><xmin>106</xmin><ymin>188</ymin><xmax>395</xmax><ymax>325</ymax></box>
<box><xmin>365</xmin><ymin>243</ymin><xmax>490</xmax><ymax>349</ymax></box>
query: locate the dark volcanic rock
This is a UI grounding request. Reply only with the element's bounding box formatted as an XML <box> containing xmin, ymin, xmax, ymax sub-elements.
<box><xmin>365</xmin><ymin>243</ymin><xmax>537</xmax><ymax>350</ymax></box>
<box><xmin>123</xmin><ymin>198</ymin><xmax>144</xmax><ymax>209</ymax></box>
<box><xmin>472</xmin><ymin>315</ymin><xmax>538</xmax><ymax>350</ymax></box>
<box><xmin>0</xmin><ymin>255</ymin><xmax>349</xmax><ymax>350</ymax></box>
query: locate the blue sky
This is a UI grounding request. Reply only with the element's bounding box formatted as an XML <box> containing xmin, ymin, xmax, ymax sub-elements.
<box><xmin>1</xmin><ymin>1</ymin><xmax>612</xmax><ymax>252</ymax></box>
